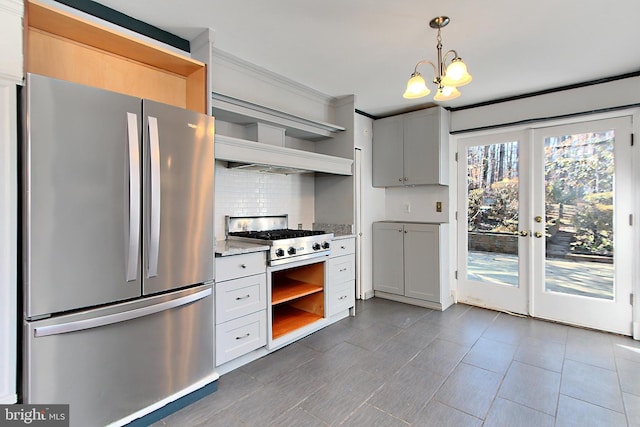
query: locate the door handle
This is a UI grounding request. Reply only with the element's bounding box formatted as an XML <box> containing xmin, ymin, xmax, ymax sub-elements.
<box><xmin>534</xmin><ymin>231</ymin><xmax>543</xmax><ymax>238</ymax></box>
<box><xmin>34</xmin><ymin>287</ymin><xmax>212</xmax><ymax>337</ymax></box>
<box><xmin>125</xmin><ymin>113</ymin><xmax>140</xmax><ymax>282</ymax></box>
<box><xmin>147</xmin><ymin>116</ymin><xmax>161</xmax><ymax>278</ymax></box>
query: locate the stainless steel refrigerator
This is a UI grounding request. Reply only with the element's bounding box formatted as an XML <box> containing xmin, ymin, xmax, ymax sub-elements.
<box><xmin>22</xmin><ymin>74</ymin><xmax>216</xmax><ymax>427</ymax></box>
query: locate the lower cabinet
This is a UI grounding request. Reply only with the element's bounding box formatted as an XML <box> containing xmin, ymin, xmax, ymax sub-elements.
<box><xmin>373</xmin><ymin>222</ymin><xmax>450</xmax><ymax>310</ymax></box>
<box><xmin>327</xmin><ymin>237</ymin><xmax>356</xmax><ymax>317</ymax></box>
<box><xmin>215</xmin><ymin>252</ymin><xmax>267</xmax><ymax>366</ymax></box>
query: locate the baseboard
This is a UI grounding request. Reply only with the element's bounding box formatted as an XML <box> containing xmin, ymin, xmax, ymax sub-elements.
<box><xmin>0</xmin><ymin>393</ymin><xmax>17</xmax><ymax>404</ymax></box>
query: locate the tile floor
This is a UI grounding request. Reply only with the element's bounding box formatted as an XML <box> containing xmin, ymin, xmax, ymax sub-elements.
<box><xmin>152</xmin><ymin>298</ymin><xmax>640</xmax><ymax>426</ymax></box>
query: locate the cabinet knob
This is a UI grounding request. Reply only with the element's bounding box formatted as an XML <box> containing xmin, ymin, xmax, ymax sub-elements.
<box><xmin>403</xmin><ymin>177</ymin><xmax>408</xmax><ymax>182</ymax></box>
<box><xmin>398</xmin><ymin>178</ymin><xmax>403</xmax><ymax>182</ymax></box>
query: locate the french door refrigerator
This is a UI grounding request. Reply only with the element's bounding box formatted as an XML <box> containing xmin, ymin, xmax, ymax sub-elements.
<box><xmin>22</xmin><ymin>74</ymin><xmax>216</xmax><ymax>427</ymax></box>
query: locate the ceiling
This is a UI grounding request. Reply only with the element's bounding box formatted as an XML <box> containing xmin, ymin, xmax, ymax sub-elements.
<box><xmin>94</xmin><ymin>0</ymin><xmax>640</xmax><ymax>117</ymax></box>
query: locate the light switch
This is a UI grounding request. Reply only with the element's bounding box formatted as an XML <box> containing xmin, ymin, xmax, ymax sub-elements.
<box><xmin>404</xmin><ymin>202</ymin><xmax>411</xmax><ymax>213</ymax></box>
<box><xmin>436</xmin><ymin>201</ymin><xmax>442</xmax><ymax>212</ymax></box>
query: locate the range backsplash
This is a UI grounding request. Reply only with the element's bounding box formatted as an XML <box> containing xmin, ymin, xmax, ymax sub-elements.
<box><xmin>214</xmin><ymin>160</ymin><xmax>315</xmax><ymax>241</ymax></box>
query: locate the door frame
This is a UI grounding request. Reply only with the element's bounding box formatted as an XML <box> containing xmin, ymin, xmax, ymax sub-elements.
<box><xmin>455</xmin><ymin>129</ymin><xmax>531</xmax><ymax>315</ymax></box>
<box><xmin>451</xmin><ymin>109</ymin><xmax>640</xmax><ymax>337</ymax></box>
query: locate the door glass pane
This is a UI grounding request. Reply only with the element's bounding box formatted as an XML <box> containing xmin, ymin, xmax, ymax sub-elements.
<box><xmin>466</xmin><ymin>141</ymin><xmax>520</xmax><ymax>286</ymax></box>
<box><xmin>544</xmin><ymin>131</ymin><xmax>614</xmax><ymax>299</ymax></box>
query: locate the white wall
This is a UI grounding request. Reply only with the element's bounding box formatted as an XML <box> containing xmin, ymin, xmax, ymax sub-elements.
<box><xmin>214</xmin><ymin>161</ymin><xmax>315</xmax><ymax>241</ymax></box>
<box><xmin>451</xmin><ymin>76</ymin><xmax>640</xmax><ymax>133</ymax></box>
<box><xmin>0</xmin><ymin>0</ymin><xmax>22</xmax><ymax>405</ymax></box>
<box><xmin>384</xmin><ymin>186</ymin><xmax>449</xmax><ymax>223</ymax></box>
<box><xmin>354</xmin><ymin>113</ymin><xmax>385</xmax><ymax>299</ymax></box>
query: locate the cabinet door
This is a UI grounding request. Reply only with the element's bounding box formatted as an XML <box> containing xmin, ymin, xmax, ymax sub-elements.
<box><xmin>403</xmin><ymin>108</ymin><xmax>446</xmax><ymax>185</ymax></box>
<box><xmin>404</xmin><ymin>223</ymin><xmax>440</xmax><ymax>302</ymax></box>
<box><xmin>372</xmin><ymin>115</ymin><xmax>404</xmax><ymax>187</ymax></box>
<box><xmin>372</xmin><ymin>222</ymin><xmax>404</xmax><ymax>295</ymax></box>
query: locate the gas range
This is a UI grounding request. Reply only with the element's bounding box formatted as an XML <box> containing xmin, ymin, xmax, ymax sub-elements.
<box><xmin>226</xmin><ymin>215</ymin><xmax>333</xmax><ymax>266</ymax></box>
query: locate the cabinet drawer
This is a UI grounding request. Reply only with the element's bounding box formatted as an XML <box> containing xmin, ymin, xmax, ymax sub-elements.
<box><xmin>216</xmin><ymin>310</ymin><xmax>266</xmax><ymax>366</ymax></box>
<box><xmin>330</xmin><ymin>238</ymin><xmax>355</xmax><ymax>257</ymax></box>
<box><xmin>328</xmin><ymin>281</ymin><xmax>355</xmax><ymax>317</ymax></box>
<box><xmin>215</xmin><ymin>252</ymin><xmax>265</xmax><ymax>282</ymax></box>
<box><xmin>215</xmin><ymin>274</ymin><xmax>266</xmax><ymax>324</ymax></box>
<box><xmin>328</xmin><ymin>255</ymin><xmax>355</xmax><ymax>283</ymax></box>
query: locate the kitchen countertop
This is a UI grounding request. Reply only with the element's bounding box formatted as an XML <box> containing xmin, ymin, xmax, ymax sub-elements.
<box><xmin>332</xmin><ymin>234</ymin><xmax>356</xmax><ymax>240</ymax></box>
<box><xmin>215</xmin><ymin>240</ymin><xmax>270</xmax><ymax>257</ymax></box>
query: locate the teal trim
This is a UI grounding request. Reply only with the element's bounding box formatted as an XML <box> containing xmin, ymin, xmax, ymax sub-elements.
<box><xmin>53</xmin><ymin>0</ymin><xmax>190</xmax><ymax>52</ymax></box>
<box><xmin>125</xmin><ymin>380</ymin><xmax>218</xmax><ymax>426</ymax></box>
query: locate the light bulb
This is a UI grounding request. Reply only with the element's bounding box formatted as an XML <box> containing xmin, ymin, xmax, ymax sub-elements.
<box><xmin>402</xmin><ymin>73</ymin><xmax>431</xmax><ymax>99</ymax></box>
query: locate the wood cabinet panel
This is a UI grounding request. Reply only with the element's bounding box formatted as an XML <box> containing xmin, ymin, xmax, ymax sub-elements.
<box><xmin>373</xmin><ymin>107</ymin><xmax>449</xmax><ymax>187</ymax></box>
<box><xmin>25</xmin><ymin>0</ymin><xmax>207</xmax><ymax>113</ymax></box>
<box><xmin>372</xmin><ymin>222</ymin><xmax>404</xmax><ymax>295</ymax></box>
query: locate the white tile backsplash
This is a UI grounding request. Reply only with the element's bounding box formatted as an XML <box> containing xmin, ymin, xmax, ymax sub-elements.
<box><xmin>214</xmin><ymin>160</ymin><xmax>315</xmax><ymax>240</ymax></box>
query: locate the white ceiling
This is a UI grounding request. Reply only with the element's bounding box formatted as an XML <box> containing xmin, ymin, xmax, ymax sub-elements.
<box><xmin>95</xmin><ymin>0</ymin><xmax>640</xmax><ymax>117</ymax></box>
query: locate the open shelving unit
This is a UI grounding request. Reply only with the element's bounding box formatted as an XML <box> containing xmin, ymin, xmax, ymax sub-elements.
<box><xmin>25</xmin><ymin>0</ymin><xmax>207</xmax><ymax>114</ymax></box>
<box><xmin>270</xmin><ymin>263</ymin><xmax>325</xmax><ymax>340</ymax></box>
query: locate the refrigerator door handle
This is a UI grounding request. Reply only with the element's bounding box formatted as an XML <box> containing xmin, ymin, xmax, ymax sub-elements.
<box><xmin>33</xmin><ymin>287</ymin><xmax>212</xmax><ymax>338</ymax></box>
<box><xmin>126</xmin><ymin>113</ymin><xmax>141</xmax><ymax>282</ymax></box>
<box><xmin>147</xmin><ymin>116</ymin><xmax>161</xmax><ymax>278</ymax></box>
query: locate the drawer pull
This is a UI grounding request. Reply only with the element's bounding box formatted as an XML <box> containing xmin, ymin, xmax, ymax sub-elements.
<box><xmin>338</xmin><ymin>295</ymin><xmax>347</xmax><ymax>300</ymax></box>
<box><xmin>339</xmin><ymin>268</ymin><xmax>348</xmax><ymax>272</ymax></box>
<box><xmin>240</xmin><ymin>263</ymin><xmax>247</xmax><ymax>268</ymax></box>
<box><xmin>235</xmin><ymin>333</ymin><xmax>251</xmax><ymax>340</ymax></box>
<box><xmin>340</xmin><ymin>246</ymin><xmax>346</xmax><ymax>249</ymax></box>
<box><xmin>235</xmin><ymin>294</ymin><xmax>251</xmax><ymax>300</ymax></box>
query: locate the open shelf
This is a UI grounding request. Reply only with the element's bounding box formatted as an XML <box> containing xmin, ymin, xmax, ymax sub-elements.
<box><xmin>26</xmin><ymin>0</ymin><xmax>207</xmax><ymax>113</ymax></box>
<box><xmin>271</xmin><ymin>279</ymin><xmax>323</xmax><ymax>305</ymax></box>
<box><xmin>269</xmin><ymin>261</ymin><xmax>325</xmax><ymax>342</ymax></box>
<box><xmin>272</xmin><ymin>305</ymin><xmax>323</xmax><ymax>340</ymax></box>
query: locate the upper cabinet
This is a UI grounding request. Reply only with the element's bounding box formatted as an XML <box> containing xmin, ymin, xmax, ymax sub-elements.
<box><xmin>372</xmin><ymin>107</ymin><xmax>450</xmax><ymax>187</ymax></box>
<box><xmin>25</xmin><ymin>0</ymin><xmax>207</xmax><ymax>113</ymax></box>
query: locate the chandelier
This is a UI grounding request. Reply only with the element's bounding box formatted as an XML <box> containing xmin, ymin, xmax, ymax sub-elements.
<box><xmin>403</xmin><ymin>16</ymin><xmax>472</xmax><ymax>102</ymax></box>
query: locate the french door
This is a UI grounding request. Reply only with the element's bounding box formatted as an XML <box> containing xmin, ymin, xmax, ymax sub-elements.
<box><xmin>457</xmin><ymin>116</ymin><xmax>633</xmax><ymax>335</ymax></box>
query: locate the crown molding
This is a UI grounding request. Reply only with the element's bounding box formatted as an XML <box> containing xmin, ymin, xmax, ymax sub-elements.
<box><xmin>211</xmin><ymin>47</ymin><xmax>336</xmax><ymax>108</ymax></box>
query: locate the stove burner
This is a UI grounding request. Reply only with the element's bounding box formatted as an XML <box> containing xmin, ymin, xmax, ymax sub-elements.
<box><xmin>229</xmin><ymin>229</ymin><xmax>327</xmax><ymax>240</ymax></box>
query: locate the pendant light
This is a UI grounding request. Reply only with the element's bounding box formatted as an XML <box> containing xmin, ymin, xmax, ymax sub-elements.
<box><xmin>403</xmin><ymin>16</ymin><xmax>472</xmax><ymax>102</ymax></box>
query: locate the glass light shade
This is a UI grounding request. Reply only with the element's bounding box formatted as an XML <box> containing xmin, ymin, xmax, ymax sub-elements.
<box><xmin>402</xmin><ymin>73</ymin><xmax>431</xmax><ymax>99</ymax></box>
<box><xmin>433</xmin><ymin>86</ymin><xmax>461</xmax><ymax>102</ymax></box>
<box><xmin>441</xmin><ymin>59</ymin><xmax>472</xmax><ymax>87</ymax></box>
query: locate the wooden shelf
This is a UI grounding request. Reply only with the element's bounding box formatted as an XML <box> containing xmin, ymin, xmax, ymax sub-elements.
<box><xmin>272</xmin><ymin>306</ymin><xmax>323</xmax><ymax>339</ymax></box>
<box><xmin>26</xmin><ymin>0</ymin><xmax>207</xmax><ymax>113</ymax></box>
<box><xmin>271</xmin><ymin>279</ymin><xmax>322</xmax><ymax>305</ymax></box>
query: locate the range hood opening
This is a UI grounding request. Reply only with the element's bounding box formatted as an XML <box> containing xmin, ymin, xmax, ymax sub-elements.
<box><xmin>226</xmin><ymin>162</ymin><xmax>313</xmax><ymax>175</ymax></box>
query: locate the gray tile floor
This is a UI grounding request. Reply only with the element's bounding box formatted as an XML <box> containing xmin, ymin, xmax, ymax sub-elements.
<box><xmin>152</xmin><ymin>298</ymin><xmax>640</xmax><ymax>426</ymax></box>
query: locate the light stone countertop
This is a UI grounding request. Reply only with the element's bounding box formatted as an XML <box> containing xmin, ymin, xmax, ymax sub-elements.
<box><xmin>215</xmin><ymin>240</ymin><xmax>270</xmax><ymax>257</ymax></box>
<box><xmin>332</xmin><ymin>234</ymin><xmax>356</xmax><ymax>240</ymax></box>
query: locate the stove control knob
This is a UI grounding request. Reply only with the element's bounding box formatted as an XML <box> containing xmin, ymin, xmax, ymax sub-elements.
<box><xmin>312</xmin><ymin>243</ymin><xmax>321</xmax><ymax>251</ymax></box>
<box><xmin>275</xmin><ymin>248</ymin><xmax>285</xmax><ymax>257</ymax></box>
<box><xmin>287</xmin><ymin>247</ymin><xmax>296</xmax><ymax>255</ymax></box>
<box><xmin>322</xmin><ymin>241</ymin><xmax>330</xmax><ymax>249</ymax></box>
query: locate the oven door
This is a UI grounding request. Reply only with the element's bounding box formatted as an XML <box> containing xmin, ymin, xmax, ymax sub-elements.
<box><xmin>267</xmin><ymin>257</ymin><xmax>329</xmax><ymax>350</ymax></box>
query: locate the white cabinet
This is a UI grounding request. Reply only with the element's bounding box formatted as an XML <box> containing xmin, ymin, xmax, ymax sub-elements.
<box><xmin>326</xmin><ymin>237</ymin><xmax>356</xmax><ymax>317</ymax></box>
<box><xmin>373</xmin><ymin>222</ymin><xmax>450</xmax><ymax>310</ymax></box>
<box><xmin>372</xmin><ymin>107</ymin><xmax>449</xmax><ymax>187</ymax></box>
<box><xmin>215</xmin><ymin>252</ymin><xmax>267</xmax><ymax>366</ymax></box>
